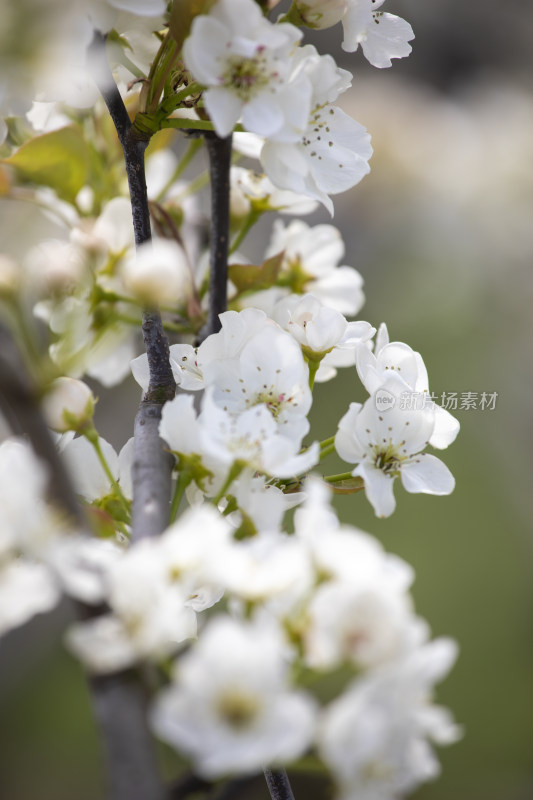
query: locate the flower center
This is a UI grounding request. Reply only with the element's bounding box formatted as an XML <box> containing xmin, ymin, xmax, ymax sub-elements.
<box><xmin>216</xmin><ymin>689</ymin><xmax>261</xmax><ymax>729</ymax></box>
<box><xmin>373</xmin><ymin>443</ymin><xmax>403</xmax><ymax>476</ymax></box>
<box><xmin>222</xmin><ymin>53</ymin><xmax>273</xmax><ymax>101</ymax></box>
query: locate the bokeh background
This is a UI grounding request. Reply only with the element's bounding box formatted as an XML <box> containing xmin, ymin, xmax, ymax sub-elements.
<box><xmin>1</xmin><ymin>1</ymin><xmax>533</xmax><ymax>798</ymax></box>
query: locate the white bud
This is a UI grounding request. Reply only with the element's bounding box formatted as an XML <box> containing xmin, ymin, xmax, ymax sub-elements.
<box><xmin>42</xmin><ymin>377</ymin><xmax>95</xmax><ymax>432</ymax></box>
<box><xmin>293</xmin><ymin>0</ymin><xmax>347</xmax><ymax>29</ymax></box>
<box><xmin>121</xmin><ymin>239</ymin><xmax>191</xmax><ymax>307</ymax></box>
<box><xmin>24</xmin><ymin>239</ymin><xmax>86</xmax><ymax>298</ymax></box>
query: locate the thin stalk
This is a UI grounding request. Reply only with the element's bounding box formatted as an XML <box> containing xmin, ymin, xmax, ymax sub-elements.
<box><xmin>323</xmin><ymin>471</ymin><xmax>355</xmax><ymax>483</ymax></box>
<box><xmin>169</xmin><ymin>469</ymin><xmax>192</xmax><ymax>523</ymax></box>
<box><xmin>87</xmin><ymin>432</ymin><xmax>129</xmax><ymax>509</ymax></box>
<box><xmin>155</xmin><ymin>137</ymin><xmax>203</xmax><ymax>201</ymax></box>
<box><xmin>229</xmin><ymin>207</ymin><xmax>261</xmax><ymax>255</ymax></box>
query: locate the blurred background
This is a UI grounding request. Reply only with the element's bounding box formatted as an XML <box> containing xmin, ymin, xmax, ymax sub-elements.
<box><xmin>1</xmin><ymin>1</ymin><xmax>533</xmax><ymax>798</ymax></box>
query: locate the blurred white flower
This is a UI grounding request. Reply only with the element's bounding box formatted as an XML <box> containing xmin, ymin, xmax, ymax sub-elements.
<box><xmin>151</xmin><ymin>615</ymin><xmax>317</xmax><ymax>777</ymax></box>
<box><xmin>42</xmin><ymin>376</ymin><xmax>95</xmax><ymax>433</ymax></box>
<box><xmin>318</xmin><ymin>639</ymin><xmax>461</xmax><ymax>800</ymax></box>
<box><xmin>121</xmin><ymin>238</ymin><xmax>192</xmax><ymax>307</ymax></box>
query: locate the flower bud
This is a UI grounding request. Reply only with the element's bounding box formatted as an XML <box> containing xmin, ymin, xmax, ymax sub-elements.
<box><xmin>24</xmin><ymin>239</ymin><xmax>86</xmax><ymax>298</ymax></box>
<box><xmin>289</xmin><ymin>0</ymin><xmax>347</xmax><ymax>29</ymax></box>
<box><xmin>121</xmin><ymin>238</ymin><xmax>191</xmax><ymax>308</ymax></box>
<box><xmin>42</xmin><ymin>377</ymin><xmax>95</xmax><ymax>433</ymax></box>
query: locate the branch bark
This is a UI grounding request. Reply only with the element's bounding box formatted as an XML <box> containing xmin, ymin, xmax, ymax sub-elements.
<box><xmin>197</xmin><ymin>132</ymin><xmax>233</xmax><ymax>343</ymax></box>
<box><xmin>263</xmin><ymin>769</ymin><xmax>296</xmax><ymax>800</ymax></box>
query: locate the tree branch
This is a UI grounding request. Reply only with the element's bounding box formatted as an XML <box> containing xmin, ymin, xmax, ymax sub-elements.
<box><xmin>0</xmin><ymin>323</ymin><xmax>84</xmax><ymax>524</ymax></box>
<box><xmin>197</xmin><ymin>132</ymin><xmax>233</xmax><ymax>343</ymax></box>
<box><xmin>91</xmin><ymin>31</ymin><xmax>176</xmax><ymax>545</ymax></box>
<box><xmin>263</xmin><ymin>769</ymin><xmax>296</xmax><ymax>800</ymax></box>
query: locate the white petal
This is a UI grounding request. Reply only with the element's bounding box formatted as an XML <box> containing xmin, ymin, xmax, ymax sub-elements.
<box><xmin>204</xmin><ymin>87</ymin><xmax>244</xmax><ymax>138</ymax></box>
<box><xmin>401</xmin><ymin>453</ymin><xmax>455</xmax><ymax>495</ymax></box>
<box><xmin>355</xmin><ymin>461</ymin><xmax>397</xmax><ymax>517</ymax></box>
<box><xmin>429</xmin><ymin>405</ymin><xmax>460</xmax><ymax>449</ymax></box>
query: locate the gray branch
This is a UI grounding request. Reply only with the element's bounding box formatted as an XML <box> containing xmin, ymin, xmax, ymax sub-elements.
<box><xmin>197</xmin><ymin>132</ymin><xmax>233</xmax><ymax>344</ymax></box>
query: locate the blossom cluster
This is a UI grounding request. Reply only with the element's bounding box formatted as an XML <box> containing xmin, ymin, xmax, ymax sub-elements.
<box><xmin>0</xmin><ymin>2</ymin><xmax>461</xmax><ymax>799</ymax></box>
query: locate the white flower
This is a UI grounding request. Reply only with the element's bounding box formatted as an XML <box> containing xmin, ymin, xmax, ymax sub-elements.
<box><xmin>159</xmin><ymin>504</ymin><xmax>232</xmax><ymax>611</ymax></box>
<box><xmin>261</xmin><ymin>47</ymin><xmax>372</xmax><ymax>214</ymax></box>
<box><xmin>0</xmin><ymin>560</ymin><xmax>60</xmax><ymax>637</ymax></box>
<box><xmin>203</xmin><ymin>322</ymin><xmax>313</xmax><ymax>445</ymax></box>
<box><xmin>211</xmin><ymin>530</ymin><xmax>313</xmax><ymax>603</ymax></box>
<box><xmin>231</xmin><ymin>472</ymin><xmax>303</xmax><ymax>535</ymax></box>
<box><xmin>121</xmin><ymin>238</ymin><xmax>192</xmax><ymax>307</ymax></box>
<box><xmin>183</xmin><ymin>0</ymin><xmax>310</xmax><ymax>139</ymax></box>
<box><xmin>318</xmin><ymin>639</ymin><xmax>461</xmax><ymax>800</ymax></box>
<box><xmin>262</xmin><ymin>220</ymin><xmax>366</xmax><ymax>317</ymax></box>
<box><xmin>272</xmin><ymin>293</ymin><xmax>374</xmax><ymax>364</ymax></box>
<box><xmin>356</xmin><ymin>323</ymin><xmax>460</xmax><ymax>449</ymax></box>
<box><xmin>230</xmin><ymin>166</ymin><xmax>318</xmax><ymax>217</ymax></box>
<box><xmin>41</xmin><ymin>376</ymin><xmax>95</xmax><ymax>433</ymax></box>
<box><xmin>66</xmin><ymin>538</ymin><xmax>197</xmax><ymax>673</ymax></box>
<box><xmin>150</xmin><ymin>615</ymin><xmax>317</xmax><ymax>777</ymax></box>
<box><xmin>335</xmin><ymin>374</ymin><xmax>455</xmax><ymax>517</ymax></box>
<box><xmin>160</xmin><ymin>388</ymin><xmax>319</xmax><ymax>481</ymax></box>
<box><xmin>303</xmin><ymin>579</ymin><xmax>425</xmax><ymax>671</ymax></box>
<box><xmin>59</xmin><ymin>435</ymin><xmax>134</xmax><ymax>502</ymax></box>
<box><xmin>0</xmin><ymin>438</ymin><xmax>61</xmax><ymax>558</ymax></box>
<box><xmin>341</xmin><ymin>0</ymin><xmax>414</xmax><ymax>68</ymax></box>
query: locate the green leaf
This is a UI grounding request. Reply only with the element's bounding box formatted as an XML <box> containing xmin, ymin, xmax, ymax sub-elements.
<box><xmin>3</xmin><ymin>126</ymin><xmax>92</xmax><ymax>203</ymax></box>
<box><xmin>228</xmin><ymin>251</ymin><xmax>284</xmax><ymax>294</ymax></box>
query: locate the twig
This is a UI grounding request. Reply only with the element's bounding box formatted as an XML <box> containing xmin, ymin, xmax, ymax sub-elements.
<box><xmin>197</xmin><ymin>132</ymin><xmax>233</xmax><ymax>343</ymax></box>
<box><xmin>0</xmin><ymin>323</ymin><xmax>84</xmax><ymax>523</ymax></box>
<box><xmin>263</xmin><ymin>769</ymin><xmax>296</xmax><ymax>800</ymax></box>
<box><xmin>90</xmin><ymin>31</ymin><xmax>176</xmax><ymax>546</ymax></box>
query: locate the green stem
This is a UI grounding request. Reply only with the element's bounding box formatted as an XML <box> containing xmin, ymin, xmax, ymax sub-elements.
<box><xmin>86</xmin><ymin>430</ymin><xmax>129</xmax><ymax>508</ymax></box>
<box><xmin>319</xmin><ymin>444</ymin><xmax>336</xmax><ymax>460</ymax></box>
<box><xmin>154</xmin><ymin>138</ymin><xmax>203</xmax><ymax>201</ymax></box>
<box><xmin>229</xmin><ymin>207</ymin><xmax>261</xmax><ymax>254</ymax></box>
<box><xmin>308</xmin><ymin>359</ymin><xmax>320</xmax><ymax>390</ymax></box>
<box><xmin>212</xmin><ymin>461</ymin><xmax>245</xmax><ymax>506</ymax></box>
<box><xmin>169</xmin><ymin>469</ymin><xmax>193</xmax><ymax>523</ymax></box>
<box><xmin>320</xmin><ymin>436</ymin><xmax>335</xmax><ymax>449</ymax></box>
<box><xmin>323</xmin><ymin>471</ymin><xmax>355</xmax><ymax>484</ymax></box>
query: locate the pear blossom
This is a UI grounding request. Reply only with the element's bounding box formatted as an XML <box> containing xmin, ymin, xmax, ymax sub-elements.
<box><xmin>66</xmin><ymin>537</ymin><xmax>197</xmax><ymax>673</ymax></box>
<box><xmin>318</xmin><ymin>639</ymin><xmax>461</xmax><ymax>800</ymax></box>
<box><xmin>150</xmin><ymin>615</ymin><xmax>317</xmax><ymax>777</ymax></box>
<box><xmin>258</xmin><ymin>220</ymin><xmax>366</xmax><ymax>317</ymax></box>
<box><xmin>160</xmin><ymin>388</ymin><xmax>319</xmax><ymax>482</ymax></box>
<box><xmin>341</xmin><ymin>0</ymin><xmax>415</xmax><ymax>68</ymax></box>
<box><xmin>230</xmin><ymin>166</ymin><xmax>318</xmax><ymax>217</ymax></box>
<box><xmin>59</xmin><ymin>434</ymin><xmax>134</xmax><ymax>503</ymax></box>
<box><xmin>261</xmin><ymin>47</ymin><xmax>372</xmax><ymax>214</ymax></box>
<box><xmin>356</xmin><ymin>323</ymin><xmax>460</xmax><ymax>449</ymax></box>
<box><xmin>335</xmin><ymin>374</ymin><xmax>455</xmax><ymax>517</ymax></box>
<box><xmin>183</xmin><ymin>0</ymin><xmax>311</xmax><ymax>139</ymax></box>
<box><xmin>120</xmin><ymin>238</ymin><xmax>192</xmax><ymax>307</ymax></box>
<box><xmin>272</xmin><ymin>293</ymin><xmax>375</xmax><ymax>383</ymax></box>
<box><xmin>0</xmin><ymin>560</ymin><xmax>60</xmax><ymax>637</ymax></box>
<box><xmin>303</xmin><ymin>579</ymin><xmax>425</xmax><ymax>671</ymax></box>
